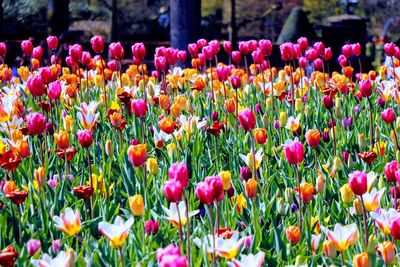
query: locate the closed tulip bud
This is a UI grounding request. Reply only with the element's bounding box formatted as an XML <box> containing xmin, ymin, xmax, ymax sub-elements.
<box><xmin>276</xmin><ymin>197</ymin><xmax>285</xmax><ymax>214</ymax></box>
<box><xmin>352</xmin><ymin>43</ymin><xmax>362</xmax><ymax>56</ymax></box>
<box><xmin>294</xmin><ymin>98</ymin><xmax>302</xmax><ymax>112</ymax></box>
<box><xmin>253</xmin><ymin>128</ymin><xmax>267</xmax><ymax>144</ymax></box>
<box><xmin>377</xmin><ymin>241</ymin><xmax>396</xmax><ymax>264</ymax></box>
<box><xmin>358</xmin><ymin>134</ymin><xmax>366</xmax><ymax>150</ymax></box>
<box><xmin>323</xmin><ymin>240</ymin><xmax>337</xmax><ymax>258</ymax></box>
<box><xmin>105</xmin><ymin>139</ymin><xmax>113</xmax><ymax>157</ymax></box>
<box><xmin>35</xmin><ymin>166</ymin><xmax>46</xmax><ymax>188</ymax></box>
<box><xmin>339</xmin><ymin>183</ymin><xmax>354</xmax><ymax>203</ymax></box>
<box><xmin>384</xmin><ymin>42</ymin><xmax>396</xmax><ymax>57</ymax></box>
<box><xmin>353</xmin><ymin>252</ymin><xmax>371</xmax><ymax>267</ymax></box>
<box><xmin>167</xmin><ymin>143</ymin><xmax>177</xmax><ymax>159</ymax></box>
<box><xmin>244</xmin><ymin>178</ymin><xmax>257</xmax><ymax>198</ymax></box>
<box><xmin>163</xmin><ymin>179</ymin><xmax>183</xmax><ymax>203</ymax></box>
<box><xmin>382</xmin><ymin>108</ymin><xmax>395</xmax><ymax>124</ymax></box>
<box><xmin>132</xmin><ymin>42</ymin><xmax>146</xmax><ymax>61</ymax></box>
<box><xmin>21</xmin><ymin>40</ymin><xmax>33</xmax><ymax>56</ymax></box>
<box><xmin>64</xmin><ymin>115</ymin><xmax>74</xmax><ymax>132</ymax></box>
<box><xmin>262</xmin><ymin>114</ymin><xmax>268</xmax><ymax>127</ymax></box>
<box><xmin>238</xmin><ymin>108</ymin><xmax>256</xmax><ymax>132</ymax></box>
<box><xmin>48</xmin><ymin>80</ymin><xmax>62</xmax><ymax>100</ymax></box>
<box><xmin>109</xmin><ymin>42</ymin><xmax>124</xmax><ymax>60</ymax></box>
<box><xmin>52</xmin><ymin>239</ymin><xmax>61</xmax><ymax>254</ymax></box>
<box><xmin>384</xmin><ymin>161</ymin><xmax>398</xmax><ymax>183</ymax></box>
<box><xmin>285</xmin><ymin>187</ymin><xmax>293</xmax><ymax>203</ymax></box>
<box><xmin>279</xmin><ymin>112</ymin><xmax>287</xmax><ymax>127</ymax></box>
<box><xmin>26</xmin><ymin>112</ymin><xmax>46</xmax><ymax>135</ymax></box>
<box><xmin>286</xmin><ymin>226</ymin><xmax>300</xmax><ymax>244</ymax></box>
<box><xmin>240</xmin><ymin>167</ymin><xmax>252</xmax><ymax>181</ymax></box>
<box><xmin>333</xmin><ymin>156</ymin><xmax>343</xmax><ymax>171</ymax></box>
<box><xmin>129</xmin><ymin>194</ymin><xmax>145</xmax><ymax>216</ymax></box>
<box><xmin>316</xmin><ymin>174</ymin><xmax>324</xmax><ymax>193</ymax></box>
<box><xmin>90</xmin><ymin>35</ymin><xmax>104</xmax><ymax>54</ymax></box>
<box><xmin>76</xmin><ymin>129</ymin><xmax>93</xmax><ymax>148</ymax></box>
<box><xmin>304</xmin><ymin>105</ymin><xmax>310</xmax><ymax>117</ymax></box>
<box><xmin>353</xmin><ymin>198</ymin><xmax>363</xmax><ymax>215</ymax></box>
<box><xmin>223</xmin><ymin>41</ymin><xmax>232</xmax><ymax>54</ymax></box>
<box><xmin>231</xmin><ymin>51</ymin><xmax>242</xmax><ymax>64</ymax></box>
<box><xmin>0</xmin><ymin>42</ymin><xmax>6</xmax><ymax>58</ymax></box>
<box><xmin>146</xmin><ymin>158</ymin><xmax>158</xmax><ymax>175</ymax></box>
<box><xmin>322</xmin><ymin>95</ymin><xmax>334</xmax><ymax>109</ymax></box>
<box><xmin>27</xmin><ymin>75</ymin><xmax>45</xmax><ymax>97</ymax></box>
<box><xmin>27</xmin><ymin>239</ymin><xmax>41</xmax><ymax>256</ymax></box>
<box><xmin>219</xmin><ymin>171</ymin><xmax>231</xmax><ymax>190</ymax></box>
<box><xmin>296</xmin><ymin>182</ymin><xmax>316</xmax><ymax>202</ymax></box>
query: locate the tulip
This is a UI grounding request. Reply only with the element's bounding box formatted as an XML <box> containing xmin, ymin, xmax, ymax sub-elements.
<box><xmin>69</xmin><ymin>44</ymin><xmax>82</xmax><ymax>62</ymax></box>
<box><xmin>81</xmin><ymin>51</ymin><xmax>91</xmax><ymax>66</ymax></box>
<box><xmin>188</xmin><ymin>43</ymin><xmax>198</xmax><ymax>57</ymax></box>
<box><xmin>223</xmin><ymin>41</ymin><xmax>232</xmax><ymax>54</ymax></box>
<box><xmin>27</xmin><ymin>239</ymin><xmax>41</xmax><ymax>256</ymax></box>
<box><xmin>230</xmin><ymin>75</ymin><xmax>241</xmax><ymax>89</ymax></box>
<box><xmin>155</xmin><ymin>56</ymin><xmax>167</xmax><ymax>72</ymax></box>
<box><xmin>98</xmin><ymin>216</ymin><xmax>133</xmax><ymax>248</ymax></box>
<box><xmin>27</xmin><ymin>75</ymin><xmax>45</xmax><ymax>97</ymax></box>
<box><xmin>251</xmin><ymin>49</ymin><xmax>264</xmax><ymax>64</ymax></box>
<box><xmin>52</xmin><ymin>239</ymin><xmax>61</xmax><ymax>254</ymax></box>
<box><xmin>286</xmin><ymin>226</ymin><xmax>300</xmax><ymax>244</ymax></box>
<box><xmin>146</xmin><ymin>158</ymin><xmax>158</xmax><ymax>175</ymax></box>
<box><xmin>338</xmin><ymin>54</ymin><xmax>347</xmax><ymax>67</ymax></box>
<box><xmin>127</xmin><ymin>144</ymin><xmax>147</xmax><ymax>167</ymax></box>
<box><xmin>21</xmin><ymin>40</ymin><xmax>33</xmax><ymax>56</ymax></box>
<box><xmin>132</xmin><ymin>42</ymin><xmax>146</xmax><ymax>61</ymax></box>
<box><xmin>359</xmin><ymin>79</ymin><xmax>372</xmax><ymax>98</ymax></box>
<box><xmin>109</xmin><ymin>42</ymin><xmax>124</xmax><ymax>60</ymax></box>
<box><xmin>305</xmin><ymin>129</ymin><xmax>320</xmax><ymax>147</ymax></box>
<box><xmin>32</xmin><ymin>46</ymin><xmax>43</xmax><ymax>60</ymax></box>
<box><xmin>145</xmin><ymin>220</ymin><xmax>159</xmax><ymax>235</ymax></box>
<box><xmin>295</xmin><ymin>182</ymin><xmax>316</xmax><ymax>202</ymax></box>
<box><xmin>352</xmin><ymin>43</ymin><xmax>361</xmax><ymax>56</ymax></box>
<box><xmin>322</xmin><ymin>240</ymin><xmax>337</xmax><ymax>258</ymax></box>
<box><xmin>298</xmin><ymin>57</ymin><xmax>307</xmax><ymax>68</ymax></box>
<box><xmin>253</xmin><ymin>128</ymin><xmax>267</xmax><ymax>144</ymax></box>
<box><xmin>279</xmin><ymin>42</ymin><xmax>294</xmax><ymax>61</ymax></box>
<box><xmin>321</xmin><ymin>223</ymin><xmax>358</xmax><ymax>252</ymax></box>
<box><xmin>131</xmin><ymin>99</ymin><xmax>148</xmax><ymax>118</ymax></box>
<box><xmin>377</xmin><ymin>241</ymin><xmax>396</xmax><ymax>264</ymax></box>
<box><xmin>48</xmin><ymin>80</ymin><xmax>62</xmax><ymax>100</ymax></box>
<box><xmin>339</xmin><ymin>183</ymin><xmax>354</xmax><ymax>203</ymax></box>
<box><xmin>177</xmin><ymin>50</ymin><xmax>187</xmax><ymax>62</ymax></box>
<box><xmin>129</xmin><ymin>194</ymin><xmax>145</xmax><ymax>216</ymax></box>
<box><xmin>168</xmin><ymin>162</ymin><xmax>189</xmax><ymax>188</ymax></box>
<box><xmin>384</xmin><ymin>161</ymin><xmax>398</xmax><ymax>183</ymax></box>
<box><xmin>52</xmin><ymin>207</ymin><xmax>81</xmax><ymax>236</ymax></box>
<box><xmin>348</xmin><ymin>171</ymin><xmax>367</xmax><ymax>195</ymax></box>
<box><xmin>76</xmin><ymin>130</ymin><xmax>93</xmax><ymax>148</ymax></box>
<box><xmin>384</xmin><ymin>42</ymin><xmax>396</xmax><ymax>57</ymax></box>
<box><xmin>342</xmin><ymin>44</ymin><xmax>352</xmax><ymax>58</ymax></box>
<box><xmin>231</xmin><ymin>51</ymin><xmax>242</xmax><ymax>64</ymax></box>
<box><xmin>353</xmin><ymin>252</ymin><xmax>371</xmax><ymax>267</ymax></box>
<box><xmin>283</xmin><ymin>139</ymin><xmax>304</xmax><ymax>165</ymax></box>
<box><xmin>322</xmin><ymin>95</ymin><xmax>334</xmax><ymax>109</ymax></box>
<box><xmin>305</xmin><ymin>48</ymin><xmax>317</xmax><ymax>61</ymax></box>
<box><xmin>382</xmin><ymin>108</ymin><xmax>395</xmax><ymax>124</ymax></box>
<box><xmin>0</xmin><ymin>42</ymin><xmax>6</xmax><ymax>58</ymax></box>
<box><xmin>219</xmin><ymin>171</ymin><xmax>231</xmax><ymax>191</ymax></box>
<box><xmin>26</xmin><ymin>112</ymin><xmax>46</xmax><ymax>136</ymax></box>
<box><xmin>323</xmin><ymin>47</ymin><xmax>332</xmax><ymax>61</ymax></box>
<box><xmin>244</xmin><ymin>178</ymin><xmax>257</xmax><ymax>198</ymax></box>
<box><xmin>163</xmin><ymin>180</ymin><xmax>183</xmax><ymax>203</ymax></box>
<box><xmin>238</xmin><ymin>108</ymin><xmax>256</xmax><ymax>132</ymax></box>
<box><xmin>313</xmin><ymin>42</ymin><xmax>325</xmax><ymax>56</ymax></box>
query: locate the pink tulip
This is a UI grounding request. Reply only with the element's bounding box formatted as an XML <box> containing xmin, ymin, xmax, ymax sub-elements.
<box><xmin>205</xmin><ymin>175</ymin><xmax>224</xmax><ymax>200</ymax></box>
<box><xmin>156</xmin><ymin>244</ymin><xmax>181</xmax><ymax>263</ymax></box>
<box><xmin>338</xmin><ymin>54</ymin><xmax>347</xmax><ymax>67</ymax></box>
<box><xmin>298</xmin><ymin>57</ymin><xmax>307</xmax><ymax>68</ymax></box>
<box><xmin>279</xmin><ymin>42</ymin><xmax>294</xmax><ymax>61</ymax></box>
<box><xmin>21</xmin><ymin>40</ymin><xmax>33</xmax><ymax>56</ymax></box>
<box><xmin>247</xmin><ymin>40</ymin><xmax>258</xmax><ymax>52</ymax></box>
<box><xmin>145</xmin><ymin>220</ymin><xmax>159</xmax><ymax>235</ymax></box>
<box><xmin>132</xmin><ymin>42</ymin><xmax>146</xmax><ymax>61</ymax></box>
<box><xmin>166</xmin><ymin>47</ymin><xmax>178</xmax><ymax>66</ymax></box>
<box><xmin>238</xmin><ymin>108</ymin><xmax>256</xmax><ymax>131</ymax></box>
<box><xmin>26</xmin><ymin>112</ymin><xmax>46</xmax><ymax>136</ymax></box>
<box><xmin>230</xmin><ymin>75</ymin><xmax>241</xmax><ymax>89</ymax></box>
<box><xmin>27</xmin><ymin>239</ymin><xmax>41</xmax><ymax>256</ymax></box>
<box><xmin>202</xmin><ymin>46</ymin><xmax>214</xmax><ymax>61</ymax></box>
<box><xmin>259</xmin><ymin>39</ymin><xmax>272</xmax><ymax>56</ymax></box>
<box><xmin>305</xmin><ymin>48</ymin><xmax>318</xmax><ymax>61</ymax></box>
<box><xmin>238</xmin><ymin>41</ymin><xmax>249</xmax><ymax>55</ymax></box>
<box><xmin>163</xmin><ymin>179</ymin><xmax>183</xmax><ymax>203</ymax></box>
<box><xmin>168</xmin><ymin>162</ymin><xmax>189</xmax><ymax>188</ymax></box>
<box><xmin>32</xmin><ymin>46</ymin><xmax>43</xmax><ymax>60</ymax></box>
<box><xmin>359</xmin><ymin>79</ymin><xmax>372</xmax><ymax>98</ymax></box>
<box><xmin>209</xmin><ymin>39</ymin><xmax>220</xmax><ymax>54</ymax></box>
<box><xmin>0</xmin><ymin>42</ymin><xmax>6</xmax><ymax>58</ymax></box>
<box><xmin>81</xmin><ymin>51</ymin><xmax>92</xmax><ymax>66</ymax></box>
<box><xmin>48</xmin><ymin>81</ymin><xmax>62</xmax><ymax>100</ymax></box>
<box><xmin>390</xmin><ymin>217</ymin><xmax>400</xmax><ymax>240</ymax></box>
<box><xmin>323</xmin><ymin>48</ymin><xmax>333</xmax><ymax>61</ymax></box>
<box><xmin>384</xmin><ymin>161</ymin><xmax>398</xmax><ymax>183</ymax></box>
<box><xmin>342</xmin><ymin>44</ymin><xmax>352</xmax><ymax>58</ymax></box>
<box><xmin>352</xmin><ymin>43</ymin><xmax>361</xmax><ymax>56</ymax></box>
<box><xmin>313</xmin><ymin>42</ymin><xmax>325</xmax><ymax>57</ymax></box>
<box><xmin>293</xmin><ymin>44</ymin><xmax>302</xmax><ymax>59</ymax></box>
<box><xmin>107</xmin><ymin>60</ymin><xmax>117</xmax><ymax>71</ymax></box>
<box><xmin>188</xmin><ymin>43</ymin><xmax>198</xmax><ymax>57</ymax></box>
<box><xmin>47</xmin><ymin>36</ymin><xmax>58</xmax><ymax>51</ymax></box>
<box><xmin>384</xmin><ymin>42</ymin><xmax>396</xmax><ymax>57</ymax></box>
<box><xmin>382</xmin><ymin>108</ymin><xmax>395</xmax><ymax>124</ymax></box>
<box><xmin>252</xmin><ymin>49</ymin><xmax>264</xmax><ymax>64</ymax></box>
<box><xmin>39</xmin><ymin>67</ymin><xmax>54</xmax><ymax>84</ymax></box>
<box><xmin>155</xmin><ymin>56</ymin><xmax>167</xmax><ymax>72</ymax></box>
<box><xmin>156</xmin><ymin>46</ymin><xmax>166</xmax><ymax>57</ymax></box>
<box><xmin>231</xmin><ymin>51</ymin><xmax>242</xmax><ymax>64</ymax></box>
<box><xmin>109</xmin><ymin>42</ymin><xmax>124</xmax><ymax>60</ymax></box>
<box><xmin>69</xmin><ymin>44</ymin><xmax>82</xmax><ymax>62</ymax></box>
<box><xmin>90</xmin><ymin>35</ymin><xmax>104</xmax><ymax>54</ymax></box>
<box><xmin>216</xmin><ymin>65</ymin><xmax>230</xmax><ymax>82</ymax></box>
<box><xmin>283</xmin><ymin>139</ymin><xmax>304</xmax><ymax>165</ymax></box>
<box><xmin>297</xmin><ymin>37</ymin><xmax>308</xmax><ymax>51</ymax></box>
<box><xmin>313</xmin><ymin>58</ymin><xmax>323</xmax><ymax>70</ymax></box>
<box><xmin>177</xmin><ymin>50</ymin><xmax>187</xmax><ymax>62</ymax></box>
<box><xmin>52</xmin><ymin>239</ymin><xmax>61</xmax><ymax>254</ymax></box>
<box><xmin>76</xmin><ymin>129</ymin><xmax>93</xmax><ymax>148</ymax></box>
<box><xmin>223</xmin><ymin>41</ymin><xmax>232</xmax><ymax>54</ymax></box>
<box><xmin>348</xmin><ymin>171</ymin><xmax>367</xmax><ymax>195</ymax></box>
<box><xmin>197</xmin><ymin>38</ymin><xmax>208</xmax><ymax>50</ymax></box>
<box><xmin>322</xmin><ymin>95</ymin><xmax>334</xmax><ymax>109</ymax></box>
<box><xmin>27</xmin><ymin>75</ymin><xmax>45</xmax><ymax>97</ymax></box>
<box><xmin>131</xmin><ymin>99</ymin><xmax>148</xmax><ymax>118</ymax></box>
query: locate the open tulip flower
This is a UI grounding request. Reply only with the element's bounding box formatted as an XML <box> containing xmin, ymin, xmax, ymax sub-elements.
<box><xmin>98</xmin><ymin>216</ymin><xmax>134</xmax><ymax>248</ymax></box>
<box><xmin>3</xmin><ymin>35</ymin><xmax>400</xmax><ymax>265</ymax></box>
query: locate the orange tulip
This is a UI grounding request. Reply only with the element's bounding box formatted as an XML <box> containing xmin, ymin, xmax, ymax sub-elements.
<box><xmin>286</xmin><ymin>225</ymin><xmax>300</xmax><ymax>244</ymax></box>
<box><xmin>158</xmin><ymin>116</ymin><xmax>175</xmax><ymax>134</ymax></box>
<box><xmin>295</xmin><ymin>182</ymin><xmax>316</xmax><ymax>203</ymax></box>
<box><xmin>305</xmin><ymin>129</ymin><xmax>320</xmax><ymax>147</ymax></box>
<box><xmin>225</xmin><ymin>98</ymin><xmax>236</xmax><ymax>114</ymax></box>
<box><xmin>54</xmin><ymin>131</ymin><xmax>69</xmax><ymax>149</ymax></box>
<box><xmin>253</xmin><ymin>128</ymin><xmax>267</xmax><ymax>144</ymax></box>
<box><xmin>159</xmin><ymin>94</ymin><xmax>170</xmax><ymax>110</ymax></box>
<box><xmin>127</xmin><ymin>144</ymin><xmax>147</xmax><ymax>167</ymax></box>
<box><xmin>377</xmin><ymin>241</ymin><xmax>396</xmax><ymax>264</ymax></box>
<box><xmin>322</xmin><ymin>240</ymin><xmax>337</xmax><ymax>258</ymax></box>
<box><xmin>15</xmin><ymin>139</ymin><xmax>30</xmax><ymax>158</ymax></box>
<box><xmin>353</xmin><ymin>252</ymin><xmax>370</xmax><ymax>267</ymax></box>
<box><xmin>244</xmin><ymin>178</ymin><xmax>257</xmax><ymax>199</ymax></box>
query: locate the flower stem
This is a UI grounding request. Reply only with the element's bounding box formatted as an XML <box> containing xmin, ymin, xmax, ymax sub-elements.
<box><xmin>251</xmin><ymin>132</ymin><xmax>257</xmax><ymax>181</ymax></box>
<box><xmin>205</xmin><ymin>205</ymin><xmax>216</xmax><ymax>267</ymax></box>
<box><xmin>119</xmin><ymin>247</ymin><xmax>125</xmax><ymax>267</ymax></box>
<box><xmin>184</xmin><ymin>194</ymin><xmax>191</xmax><ymax>265</ymax></box>
<box><xmin>295</xmin><ymin>164</ymin><xmax>302</xmax><ymax>233</ymax></box>
<box><xmin>176</xmin><ymin>202</ymin><xmax>184</xmax><ymax>253</ymax></box>
<box><xmin>368</xmin><ymin>98</ymin><xmax>374</xmax><ymax>149</ymax></box>
<box><xmin>360</xmin><ymin>195</ymin><xmax>369</xmax><ymax>247</ymax></box>
<box><xmin>329</xmin><ymin>110</ymin><xmax>337</xmax><ymax>157</ymax></box>
<box><xmin>392</xmin><ymin>123</ymin><xmax>400</xmax><ymax>151</ymax></box>
<box><xmin>87</xmin><ymin>148</ymin><xmax>93</xmax><ymax>220</ymax></box>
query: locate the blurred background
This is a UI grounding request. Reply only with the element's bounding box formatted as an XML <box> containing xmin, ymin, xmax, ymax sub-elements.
<box><xmin>1</xmin><ymin>0</ymin><xmax>400</xmax><ymax>69</ymax></box>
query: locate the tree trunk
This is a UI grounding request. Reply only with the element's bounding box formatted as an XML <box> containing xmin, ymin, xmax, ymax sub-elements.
<box><xmin>170</xmin><ymin>0</ymin><xmax>201</xmax><ymax>53</ymax></box>
<box><xmin>48</xmin><ymin>0</ymin><xmax>70</xmax><ymax>36</ymax></box>
<box><xmin>110</xmin><ymin>0</ymin><xmax>119</xmax><ymax>42</ymax></box>
<box><xmin>230</xmin><ymin>0</ymin><xmax>237</xmax><ymax>49</ymax></box>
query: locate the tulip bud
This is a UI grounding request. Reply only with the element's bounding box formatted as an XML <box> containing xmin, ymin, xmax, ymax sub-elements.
<box><xmin>105</xmin><ymin>139</ymin><xmax>113</xmax><ymax>157</ymax></box>
<box><xmin>52</xmin><ymin>239</ymin><xmax>61</xmax><ymax>254</ymax></box>
<box><xmin>27</xmin><ymin>239</ymin><xmax>41</xmax><ymax>256</ymax></box>
<box><xmin>316</xmin><ymin>174</ymin><xmax>325</xmax><ymax>193</ymax></box>
<box><xmin>285</xmin><ymin>187</ymin><xmax>293</xmax><ymax>203</ymax></box>
<box><xmin>219</xmin><ymin>171</ymin><xmax>231</xmax><ymax>191</ymax></box>
<box><xmin>352</xmin><ymin>252</ymin><xmax>371</xmax><ymax>267</ymax></box>
<box><xmin>295</xmin><ymin>98</ymin><xmax>302</xmax><ymax>112</ymax></box>
<box><xmin>353</xmin><ymin>198</ymin><xmax>363</xmax><ymax>215</ymax></box>
<box><xmin>377</xmin><ymin>241</ymin><xmax>396</xmax><ymax>265</ymax></box>
<box><xmin>279</xmin><ymin>112</ymin><xmax>287</xmax><ymax>127</ymax></box>
<box><xmin>277</xmin><ymin>197</ymin><xmax>285</xmax><ymax>215</ymax></box>
<box><xmin>163</xmin><ymin>179</ymin><xmax>183</xmax><ymax>203</ymax></box>
<box><xmin>146</xmin><ymin>158</ymin><xmax>158</xmax><ymax>175</ymax></box>
<box><xmin>358</xmin><ymin>134</ymin><xmax>366</xmax><ymax>150</ymax></box>
<box><xmin>244</xmin><ymin>178</ymin><xmax>257</xmax><ymax>199</ymax></box>
<box><xmin>323</xmin><ymin>240</ymin><xmax>337</xmax><ymax>258</ymax></box>
<box><xmin>129</xmin><ymin>194</ymin><xmax>145</xmax><ymax>216</ymax></box>
<box><xmin>262</xmin><ymin>114</ymin><xmax>268</xmax><ymax>127</ymax></box>
<box><xmin>286</xmin><ymin>226</ymin><xmax>300</xmax><ymax>244</ymax></box>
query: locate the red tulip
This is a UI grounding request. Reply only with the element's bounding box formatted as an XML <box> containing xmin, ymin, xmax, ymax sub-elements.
<box><xmin>163</xmin><ymin>179</ymin><xmax>183</xmax><ymax>203</ymax></box>
<box><xmin>348</xmin><ymin>171</ymin><xmax>367</xmax><ymax>195</ymax></box>
<box><xmin>230</xmin><ymin>75</ymin><xmax>241</xmax><ymax>89</ymax></box>
<box><xmin>298</xmin><ymin>57</ymin><xmax>307</xmax><ymax>68</ymax></box>
<box><xmin>382</xmin><ymin>108</ymin><xmax>395</xmax><ymax>124</ymax></box>
<box><xmin>283</xmin><ymin>139</ymin><xmax>304</xmax><ymax>165</ymax></box>
<box><xmin>90</xmin><ymin>35</ymin><xmax>105</xmax><ymax>54</ymax></box>
<box><xmin>390</xmin><ymin>217</ymin><xmax>400</xmax><ymax>240</ymax></box>
<box><xmin>26</xmin><ymin>112</ymin><xmax>46</xmax><ymax>136</ymax></box>
<box><xmin>322</xmin><ymin>95</ymin><xmax>334</xmax><ymax>109</ymax></box>
<box><xmin>76</xmin><ymin>129</ymin><xmax>93</xmax><ymax>148</ymax></box>
<box><xmin>195</xmin><ymin>181</ymin><xmax>214</xmax><ymax>205</ymax></box>
<box><xmin>238</xmin><ymin>108</ymin><xmax>256</xmax><ymax>132</ymax></box>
